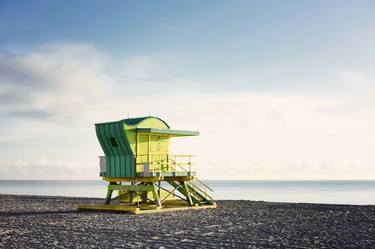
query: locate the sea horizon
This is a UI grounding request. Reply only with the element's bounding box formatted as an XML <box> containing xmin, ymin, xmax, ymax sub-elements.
<box><xmin>1</xmin><ymin>179</ymin><xmax>375</xmax><ymax>205</ymax></box>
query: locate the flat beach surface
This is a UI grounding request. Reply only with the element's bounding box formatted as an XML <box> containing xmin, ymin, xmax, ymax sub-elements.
<box><xmin>0</xmin><ymin>195</ymin><xmax>374</xmax><ymax>248</ymax></box>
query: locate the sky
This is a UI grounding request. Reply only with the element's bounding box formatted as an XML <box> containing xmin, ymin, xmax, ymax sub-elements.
<box><xmin>1</xmin><ymin>0</ymin><xmax>375</xmax><ymax>180</ymax></box>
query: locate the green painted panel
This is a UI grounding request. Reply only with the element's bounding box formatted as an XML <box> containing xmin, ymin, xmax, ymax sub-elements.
<box><xmin>95</xmin><ymin>121</ymin><xmax>136</xmax><ymax>178</ymax></box>
<box><xmin>108</xmin><ymin>184</ymin><xmax>154</xmax><ymax>192</ymax></box>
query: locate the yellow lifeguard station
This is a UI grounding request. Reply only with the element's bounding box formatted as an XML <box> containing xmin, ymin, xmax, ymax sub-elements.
<box><xmin>78</xmin><ymin>116</ymin><xmax>215</xmax><ymax>214</ymax></box>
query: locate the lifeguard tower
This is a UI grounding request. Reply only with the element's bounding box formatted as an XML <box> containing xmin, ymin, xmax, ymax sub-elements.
<box><xmin>78</xmin><ymin>116</ymin><xmax>216</xmax><ymax>214</ymax></box>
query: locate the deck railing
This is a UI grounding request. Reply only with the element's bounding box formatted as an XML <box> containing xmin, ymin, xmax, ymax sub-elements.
<box><xmin>135</xmin><ymin>154</ymin><xmax>194</xmax><ymax>175</ymax></box>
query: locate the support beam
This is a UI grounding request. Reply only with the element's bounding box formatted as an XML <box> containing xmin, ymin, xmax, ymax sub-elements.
<box><xmin>105</xmin><ymin>188</ymin><xmax>113</xmax><ymax>204</ymax></box>
<box><xmin>181</xmin><ymin>181</ymin><xmax>194</xmax><ymax>206</ymax></box>
<box><xmin>151</xmin><ymin>182</ymin><xmax>162</xmax><ymax>208</ymax></box>
<box><xmin>168</xmin><ymin>181</ymin><xmax>199</xmax><ymax>205</ymax></box>
<box><xmin>161</xmin><ymin>184</ymin><xmax>179</xmax><ymax>203</ymax></box>
<box><xmin>157</xmin><ymin>184</ymin><xmax>186</xmax><ymax>201</ymax></box>
<box><xmin>188</xmin><ymin>182</ymin><xmax>214</xmax><ymax>201</ymax></box>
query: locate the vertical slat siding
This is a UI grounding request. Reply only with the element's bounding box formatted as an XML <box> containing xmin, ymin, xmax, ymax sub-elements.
<box><xmin>121</xmin><ymin>123</ymin><xmax>136</xmax><ymax>177</ymax></box>
<box><xmin>103</xmin><ymin>124</ymin><xmax>115</xmax><ymax>177</ymax></box>
<box><xmin>110</xmin><ymin>124</ymin><xmax>118</xmax><ymax>177</ymax></box>
<box><xmin>114</xmin><ymin>122</ymin><xmax>125</xmax><ymax>177</ymax></box>
<box><xmin>110</xmin><ymin>124</ymin><xmax>120</xmax><ymax>177</ymax></box>
<box><xmin>96</xmin><ymin>121</ymin><xmax>136</xmax><ymax>178</ymax></box>
<box><xmin>113</xmin><ymin>123</ymin><xmax>122</xmax><ymax>177</ymax></box>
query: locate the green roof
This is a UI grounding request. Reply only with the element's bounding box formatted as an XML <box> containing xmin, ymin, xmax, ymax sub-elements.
<box><xmin>122</xmin><ymin>116</ymin><xmax>170</xmax><ymax>128</ymax></box>
<box><xmin>136</xmin><ymin>128</ymin><xmax>199</xmax><ymax>137</ymax></box>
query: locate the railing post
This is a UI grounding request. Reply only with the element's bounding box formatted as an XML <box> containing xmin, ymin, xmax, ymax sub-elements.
<box><xmin>189</xmin><ymin>155</ymin><xmax>191</xmax><ymax>173</ymax></box>
<box><xmin>152</xmin><ymin>154</ymin><xmax>154</xmax><ymax>176</ymax></box>
<box><xmin>174</xmin><ymin>155</ymin><xmax>176</xmax><ymax>172</ymax></box>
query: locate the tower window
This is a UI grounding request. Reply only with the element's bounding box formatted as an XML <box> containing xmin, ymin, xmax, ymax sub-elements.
<box><xmin>109</xmin><ymin>137</ymin><xmax>118</xmax><ymax>147</ymax></box>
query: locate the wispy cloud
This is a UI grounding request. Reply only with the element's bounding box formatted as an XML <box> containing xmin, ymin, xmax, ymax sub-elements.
<box><xmin>1</xmin><ymin>42</ymin><xmax>375</xmax><ymax>180</ymax></box>
<box><xmin>0</xmin><ymin>43</ymin><xmax>112</xmax><ymax>122</ymax></box>
<box><xmin>8</xmin><ymin>109</ymin><xmax>52</xmax><ymax>119</ymax></box>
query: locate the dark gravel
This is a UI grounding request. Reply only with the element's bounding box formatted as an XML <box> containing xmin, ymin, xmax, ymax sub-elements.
<box><xmin>0</xmin><ymin>194</ymin><xmax>374</xmax><ymax>248</ymax></box>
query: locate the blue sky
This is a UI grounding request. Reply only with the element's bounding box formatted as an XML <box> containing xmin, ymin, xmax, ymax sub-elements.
<box><xmin>1</xmin><ymin>1</ymin><xmax>375</xmax><ymax>179</ymax></box>
<box><xmin>2</xmin><ymin>0</ymin><xmax>374</xmax><ymax>92</ymax></box>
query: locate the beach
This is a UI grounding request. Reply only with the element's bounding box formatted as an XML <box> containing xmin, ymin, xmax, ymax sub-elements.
<box><xmin>0</xmin><ymin>194</ymin><xmax>374</xmax><ymax>248</ymax></box>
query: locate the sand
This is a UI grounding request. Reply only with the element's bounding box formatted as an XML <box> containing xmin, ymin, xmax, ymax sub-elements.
<box><xmin>0</xmin><ymin>194</ymin><xmax>374</xmax><ymax>248</ymax></box>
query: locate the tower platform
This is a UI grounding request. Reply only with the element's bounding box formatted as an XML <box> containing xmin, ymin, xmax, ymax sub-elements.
<box><xmin>77</xmin><ymin>200</ymin><xmax>217</xmax><ymax>214</ymax></box>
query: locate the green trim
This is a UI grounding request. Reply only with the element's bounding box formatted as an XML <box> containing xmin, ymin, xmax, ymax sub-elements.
<box><xmin>95</xmin><ymin>121</ymin><xmax>136</xmax><ymax>178</ymax></box>
<box><xmin>136</xmin><ymin>128</ymin><xmax>199</xmax><ymax>136</ymax></box>
<box><xmin>108</xmin><ymin>184</ymin><xmax>154</xmax><ymax>192</ymax></box>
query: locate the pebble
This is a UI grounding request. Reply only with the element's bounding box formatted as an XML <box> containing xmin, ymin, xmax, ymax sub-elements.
<box><xmin>0</xmin><ymin>194</ymin><xmax>374</xmax><ymax>248</ymax></box>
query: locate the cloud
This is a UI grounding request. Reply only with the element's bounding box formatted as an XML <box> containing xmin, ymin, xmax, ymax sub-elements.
<box><xmin>1</xmin><ymin>42</ymin><xmax>375</xmax><ymax>180</ymax></box>
<box><xmin>119</xmin><ymin>91</ymin><xmax>375</xmax><ymax>180</ymax></box>
<box><xmin>8</xmin><ymin>109</ymin><xmax>52</xmax><ymax>119</ymax></box>
<box><xmin>337</xmin><ymin>69</ymin><xmax>370</xmax><ymax>88</ymax></box>
<box><xmin>0</xmin><ymin>43</ymin><xmax>112</xmax><ymax>122</ymax></box>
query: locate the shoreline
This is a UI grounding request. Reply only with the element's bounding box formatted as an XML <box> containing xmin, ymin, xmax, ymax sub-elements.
<box><xmin>1</xmin><ymin>193</ymin><xmax>374</xmax><ymax>207</ymax></box>
<box><xmin>1</xmin><ymin>179</ymin><xmax>375</xmax><ymax>205</ymax></box>
<box><xmin>1</xmin><ymin>194</ymin><xmax>374</xmax><ymax>248</ymax></box>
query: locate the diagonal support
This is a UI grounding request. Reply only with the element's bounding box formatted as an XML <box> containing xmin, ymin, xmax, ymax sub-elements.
<box><xmin>150</xmin><ymin>182</ymin><xmax>162</xmax><ymax>208</ymax></box>
<box><xmin>168</xmin><ymin>181</ymin><xmax>199</xmax><ymax>204</ymax></box>
<box><xmin>105</xmin><ymin>183</ymin><xmax>116</xmax><ymax>204</ymax></box>
<box><xmin>181</xmin><ymin>181</ymin><xmax>194</xmax><ymax>206</ymax></box>
<box><xmin>157</xmin><ymin>184</ymin><xmax>186</xmax><ymax>201</ymax></box>
<box><xmin>161</xmin><ymin>184</ymin><xmax>179</xmax><ymax>203</ymax></box>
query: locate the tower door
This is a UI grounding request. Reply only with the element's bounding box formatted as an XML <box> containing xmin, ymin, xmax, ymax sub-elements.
<box><xmin>138</xmin><ymin>134</ymin><xmax>149</xmax><ymax>162</ymax></box>
<box><xmin>150</xmin><ymin>135</ymin><xmax>169</xmax><ymax>172</ymax></box>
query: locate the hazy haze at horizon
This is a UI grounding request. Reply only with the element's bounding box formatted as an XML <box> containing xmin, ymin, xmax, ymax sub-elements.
<box><xmin>1</xmin><ymin>1</ymin><xmax>375</xmax><ymax>180</ymax></box>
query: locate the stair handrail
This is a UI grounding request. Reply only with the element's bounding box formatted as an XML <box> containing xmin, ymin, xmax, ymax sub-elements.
<box><xmin>188</xmin><ymin>181</ymin><xmax>214</xmax><ymax>200</ymax></box>
<box><xmin>168</xmin><ymin>157</ymin><xmax>214</xmax><ymax>193</ymax></box>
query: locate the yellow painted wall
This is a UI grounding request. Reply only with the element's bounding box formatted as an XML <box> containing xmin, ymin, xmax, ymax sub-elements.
<box><xmin>150</xmin><ymin>135</ymin><xmax>169</xmax><ymax>153</ymax></box>
<box><xmin>124</xmin><ymin>124</ymin><xmax>137</xmax><ymax>154</ymax></box>
<box><xmin>124</xmin><ymin>117</ymin><xmax>171</xmax><ymax>173</ymax></box>
<box><xmin>138</xmin><ymin>134</ymin><xmax>149</xmax><ymax>156</ymax></box>
<box><xmin>137</xmin><ymin>117</ymin><xmax>168</xmax><ymax>129</ymax></box>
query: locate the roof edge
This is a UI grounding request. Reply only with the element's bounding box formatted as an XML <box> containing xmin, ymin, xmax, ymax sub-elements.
<box><xmin>95</xmin><ymin>116</ymin><xmax>170</xmax><ymax>128</ymax></box>
<box><xmin>136</xmin><ymin>127</ymin><xmax>199</xmax><ymax>136</ymax></box>
<box><xmin>122</xmin><ymin>116</ymin><xmax>170</xmax><ymax>128</ymax></box>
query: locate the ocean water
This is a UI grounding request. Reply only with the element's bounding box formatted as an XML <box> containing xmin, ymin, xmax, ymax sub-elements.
<box><xmin>0</xmin><ymin>180</ymin><xmax>374</xmax><ymax>205</ymax></box>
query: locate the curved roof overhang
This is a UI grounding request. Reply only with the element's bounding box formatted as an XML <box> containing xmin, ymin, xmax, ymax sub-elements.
<box><xmin>136</xmin><ymin>128</ymin><xmax>199</xmax><ymax>137</ymax></box>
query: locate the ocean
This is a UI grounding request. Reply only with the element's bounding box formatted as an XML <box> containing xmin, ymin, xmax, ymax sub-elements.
<box><xmin>0</xmin><ymin>180</ymin><xmax>374</xmax><ymax>205</ymax></box>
